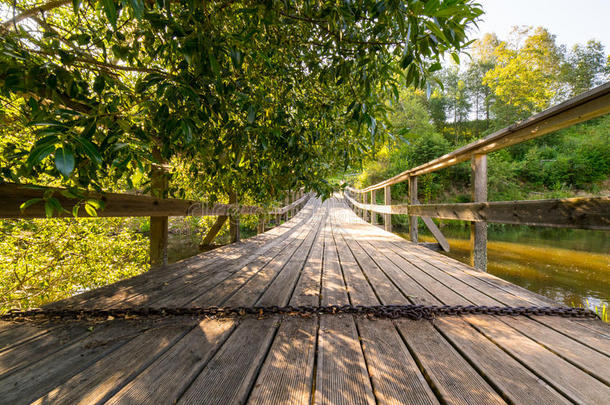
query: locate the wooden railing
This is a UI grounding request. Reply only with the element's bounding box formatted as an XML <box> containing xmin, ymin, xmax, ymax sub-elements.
<box><xmin>345</xmin><ymin>82</ymin><xmax>610</xmax><ymax>270</ymax></box>
<box><xmin>0</xmin><ymin>182</ymin><xmax>311</xmax><ymax>267</ymax></box>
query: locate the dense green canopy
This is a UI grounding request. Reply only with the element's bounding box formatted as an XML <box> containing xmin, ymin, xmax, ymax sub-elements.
<box><xmin>0</xmin><ymin>0</ymin><xmax>481</xmax><ymax>206</ymax></box>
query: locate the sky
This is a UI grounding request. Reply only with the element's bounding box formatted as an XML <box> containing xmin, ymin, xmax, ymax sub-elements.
<box><xmin>471</xmin><ymin>0</ymin><xmax>610</xmax><ymax>51</ymax></box>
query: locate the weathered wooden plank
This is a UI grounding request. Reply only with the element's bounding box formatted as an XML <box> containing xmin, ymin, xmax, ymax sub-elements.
<box><xmin>224</xmin><ymin>211</ymin><xmax>322</xmax><ymax>307</ymax></box>
<box><xmin>500</xmin><ymin>316</ymin><xmax>610</xmax><ymax>384</ymax></box>
<box><xmin>257</xmin><ymin>203</ymin><xmax>325</xmax><ymax>306</ymax></box>
<box><xmin>357</xmin><ymin>318</ymin><xmax>439</xmax><ymax>404</ymax></box>
<box><xmin>0</xmin><ymin>323</ymin><xmax>53</xmax><ymax>353</ymax></box>
<box><xmin>247</xmin><ymin>317</ymin><xmax>317</xmax><ymax>405</ymax></box>
<box><xmin>383</xmin><ymin>185</ymin><xmax>392</xmax><ymax>232</ymax></box>
<box><xmin>345</xmin><ymin>191</ymin><xmax>610</xmax><ymax>230</ymax></box>
<box><xmin>435</xmin><ymin>317</ymin><xmax>570</xmax><ymax>405</ymax></box>
<box><xmin>0</xmin><ymin>182</ymin><xmax>264</xmax><ymax>218</ymax></box>
<box><xmin>466</xmin><ymin>315</ymin><xmax>610</xmax><ymax>404</ymax></box>
<box><xmin>106</xmin><ymin>319</ymin><xmax>236</xmax><ymax>404</ymax></box>
<box><xmin>125</xmin><ymin>202</ymin><xmax>319</xmax><ymax>308</ymax></box>
<box><xmin>335</xmin><ymin>225</ymin><xmax>406</xmax><ymax>306</ymax></box>
<box><xmin>332</xmin><ymin>228</ymin><xmax>380</xmax><ymax>306</ymax></box>
<box><xmin>30</xmin><ymin>321</ymin><xmax>191</xmax><ymax>404</ymax></box>
<box><xmin>377</xmin><ymin>235</ymin><xmax>577</xmax><ymax>405</ymax></box>
<box><xmin>315</xmin><ymin>315</ymin><xmax>375</xmax><ymax>405</ymax></box>
<box><xmin>537</xmin><ymin>317</ymin><xmax>610</xmax><ymax>355</ymax></box>
<box><xmin>409</xmin><ymin>176</ymin><xmax>418</xmax><ymax>242</ymax></box>
<box><xmin>0</xmin><ymin>323</ymin><xmax>91</xmax><ymax>378</ymax></box>
<box><xmin>470</xmin><ymin>154</ymin><xmax>488</xmax><ymax>270</ymax></box>
<box><xmin>200</xmin><ymin>215</ymin><xmax>228</xmax><ymax>246</ymax></box>
<box><xmin>0</xmin><ymin>319</ymin><xmax>156</xmax><ymax>404</ymax></box>
<box><xmin>384</xmin><ymin>241</ymin><xmax>498</xmax><ymax>305</ymax></box>
<box><xmin>196</xmin><ymin>215</ymin><xmax>317</xmax><ymax>308</ymax></box>
<box><xmin>321</xmin><ymin>215</ymin><xmax>350</xmax><ymax>307</ymax></box>
<box><xmin>289</xmin><ymin>211</ymin><xmax>327</xmax><ymax>307</ymax></box>
<box><xmin>396</xmin><ymin>319</ymin><xmax>506</xmax><ymax>405</ymax></box>
<box><xmin>177</xmin><ymin>317</ymin><xmax>278</xmax><ymax>405</ymax></box>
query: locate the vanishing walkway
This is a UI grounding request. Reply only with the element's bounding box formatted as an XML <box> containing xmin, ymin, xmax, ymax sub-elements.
<box><xmin>1</xmin><ymin>197</ymin><xmax>609</xmax><ymax>404</ymax></box>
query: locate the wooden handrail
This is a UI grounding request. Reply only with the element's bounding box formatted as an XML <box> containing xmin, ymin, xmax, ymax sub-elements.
<box><xmin>0</xmin><ymin>183</ymin><xmax>310</xmax><ymax>219</ymax></box>
<box><xmin>354</xmin><ymin>82</ymin><xmax>610</xmax><ymax>193</ymax></box>
<box><xmin>343</xmin><ymin>192</ymin><xmax>610</xmax><ymax>230</ymax></box>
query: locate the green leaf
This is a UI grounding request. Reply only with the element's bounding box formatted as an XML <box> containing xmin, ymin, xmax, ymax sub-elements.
<box><xmin>84</xmin><ymin>202</ymin><xmax>98</xmax><ymax>216</ymax></box>
<box><xmin>230</xmin><ymin>48</ymin><xmax>243</xmax><ymax>70</ymax></box>
<box><xmin>75</xmin><ymin>136</ymin><xmax>102</xmax><ymax>165</ymax></box>
<box><xmin>129</xmin><ymin>0</ymin><xmax>144</xmax><ymax>19</ymax></box>
<box><xmin>26</xmin><ymin>144</ymin><xmax>55</xmax><ymax>167</ymax></box>
<box><xmin>247</xmin><ymin>105</ymin><xmax>256</xmax><ymax>124</ymax></box>
<box><xmin>209</xmin><ymin>51</ymin><xmax>220</xmax><ymax>77</ymax></box>
<box><xmin>19</xmin><ymin>198</ymin><xmax>43</xmax><ymax>212</ymax></box>
<box><xmin>100</xmin><ymin>0</ymin><xmax>118</xmax><ymax>28</ymax></box>
<box><xmin>451</xmin><ymin>52</ymin><xmax>460</xmax><ymax>65</ymax></box>
<box><xmin>44</xmin><ymin>201</ymin><xmax>54</xmax><ymax>218</ymax></box>
<box><xmin>400</xmin><ymin>53</ymin><xmax>413</xmax><ymax>69</ymax></box>
<box><xmin>55</xmin><ymin>146</ymin><xmax>76</xmax><ymax>177</ymax></box>
<box><xmin>72</xmin><ymin>0</ymin><xmax>83</xmax><ymax>13</ymax></box>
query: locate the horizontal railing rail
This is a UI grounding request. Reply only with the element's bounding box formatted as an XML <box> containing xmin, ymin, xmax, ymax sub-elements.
<box><xmin>345</xmin><ymin>82</ymin><xmax>610</xmax><ymax>270</ymax></box>
<box><xmin>344</xmin><ymin>192</ymin><xmax>609</xmax><ymax>230</ymax></box>
<box><xmin>0</xmin><ymin>183</ymin><xmax>310</xmax><ymax>218</ymax></box>
<box><xmin>0</xmin><ymin>182</ymin><xmax>311</xmax><ymax>267</ymax></box>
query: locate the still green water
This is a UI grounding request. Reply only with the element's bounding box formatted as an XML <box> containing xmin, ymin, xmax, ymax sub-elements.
<box><xmin>402</xmin><ymin>224</ymin><xmax>609</xmax><ymax>313</ymax></box>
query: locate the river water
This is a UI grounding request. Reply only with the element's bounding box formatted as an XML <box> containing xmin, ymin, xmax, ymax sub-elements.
<box><xmin>401</xmin><ymin>224</ymin><xmax>609</xmax><ymax>317</ymax></box>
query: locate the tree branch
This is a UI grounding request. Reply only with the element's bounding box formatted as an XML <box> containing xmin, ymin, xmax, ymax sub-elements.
<box><xmin>1</xmin><ymin>0</ymin><xmax>70</xmax><ymax>29</ymax></box>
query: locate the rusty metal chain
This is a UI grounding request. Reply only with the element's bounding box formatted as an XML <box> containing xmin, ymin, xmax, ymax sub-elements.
<box><xmin>0</xmin><ymin>304</ymin><xmax>598</xmax><ymax>322</ymax></box>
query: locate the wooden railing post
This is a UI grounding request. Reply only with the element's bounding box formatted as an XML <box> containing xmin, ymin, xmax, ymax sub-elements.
<box><xmin>229</xmin><ymin>190</ymin><xmax>240</xmax><ymax>243</ymax></box>
<box><xmin>150</xmin><ymin>149</ymin><xmax>168</xmax><ymax>268</ymax></box>
<box><xmin>257</xmin><ymin>214</ymin><xmax>265</xmax><ymax>234</ymax></box>
<box><xmin>384</xmin><ymin>185</ymin><xmax>392</xmax><ymax>232</ymax></box>
<box><xmin>370</xmin><ymin>190</ymin><xmax>377</xmax><ymax>225</ymax></box>
<box><xmin>470</xmin><ymin>154</ymin><xmax>488</xmax><ymax>270</ymax></box>
<box><xmin>409</xmin><ymin>176</ymin><xmax>418</xmax><ymax>243</ymax></box>
<box><xmin>363</xmin><ymin>192</ymin><xmax>369</xmax><ymax>222</ymax></box>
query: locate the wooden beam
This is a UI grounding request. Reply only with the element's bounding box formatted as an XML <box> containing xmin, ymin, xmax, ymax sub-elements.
<box><xmin>150</xmin><ymin>150</ymin><xmax>168</xmax><ymax>268</ymax></box>
<box><xmin>412</xmin><ymin>197</ymin><xmax>450</xmax><ymax>253</ymax></box>
<box><xmin>370</xmin><ymin>190</ymin><xmax>377</xmax><ymax>225</ymax></box>
<box><xmin>470</xmin><ymin>155</ymin><xmax>487</xmax><ymax>270</ymax></box>
<box><xmin>384</xmin><ymin>186</ymin><xmax>392</xmax><ymax>232</ymax></box>
<box><xmin>409</xmin><ymin>176</ymin><xmax>418</xmax><ymax>243</ymax></box>
<box><xmin>361</xmin><ymin>82</ymin><xmax>610</xmax><ymax>192</ymax></box>
<box><xmin>0</xmin><ymin>183</ymin><xmax>265</xmax><ymax>218</ymax></box>
<box><xmin>343</xmin><ymin>192</ymin><xmax>609</xmax><ymax>230</ymax></box>
<box><xmin>229</xmin><ymin>190</ymin><xmax>240</xmax><ymax>243</ymax></box>
<box><xmin>200</xmin><ymin>215</ymin><xmax>228</xmax><ymax>247</ymax></box>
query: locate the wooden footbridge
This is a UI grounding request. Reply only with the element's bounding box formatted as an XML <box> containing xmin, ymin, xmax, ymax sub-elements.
<box><xmin>1</xmin><ymin>86</ymin><xmax>609</xmax><ymax>404</ymax></box>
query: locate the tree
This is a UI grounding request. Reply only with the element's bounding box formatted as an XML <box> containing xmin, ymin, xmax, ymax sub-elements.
<box><xmin>483</xmin><ymin>26</ymin><xmax>564</xmax><ymax>118</ymax></box>
<box><xmin>562</xmin><ymin>40</ymin><xmax>609</xmax><ymax>96</ymax></box>
<box><xmin>0</xmin><ymin>0</ymin><xmax>483</xmax><ymax>210</ymax></box>
<box><xmin>465</xmin><ymin>33</ymin><xmax>498</xmax><ymax>130</ymax></box>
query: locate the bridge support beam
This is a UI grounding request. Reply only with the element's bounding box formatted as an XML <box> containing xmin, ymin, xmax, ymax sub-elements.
<box><xmin>370</xmin><ymin>190</ymin><xmax>377</xmax><ymax>225</ymax></box>
<box><xmin>150</xmin><ymin>149</ymin><xmax>168</xmax><ymax>268</ymax></box>
<box><xmin>409</xmin><ymin>176</ymin><xmax>418</xmax><ymax>243</ymax></box>
<box><xmin>229</xmin><ymin>190</ymin><xmax>240</xmax><ymax>243</ymax></box>
<box><xmin>384</xmin><ymin>186</ymin><xmax>392</xmax><ymax>232</ymax></box>
<box><xmin>470</xmin><ymin>154</ymin><xmax>488</xmax><ymax>271</ymax></box>
<box><xmin>362</xmin><ymin>193</ymin><xmax>369</xmax><ymax>222</ymax></box>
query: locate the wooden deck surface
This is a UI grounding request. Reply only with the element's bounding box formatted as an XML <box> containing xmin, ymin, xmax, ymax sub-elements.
<box><xmin>1</xmin><ymin>197</ymin><xmax>609</xmax><ymax>404</ymax></box>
